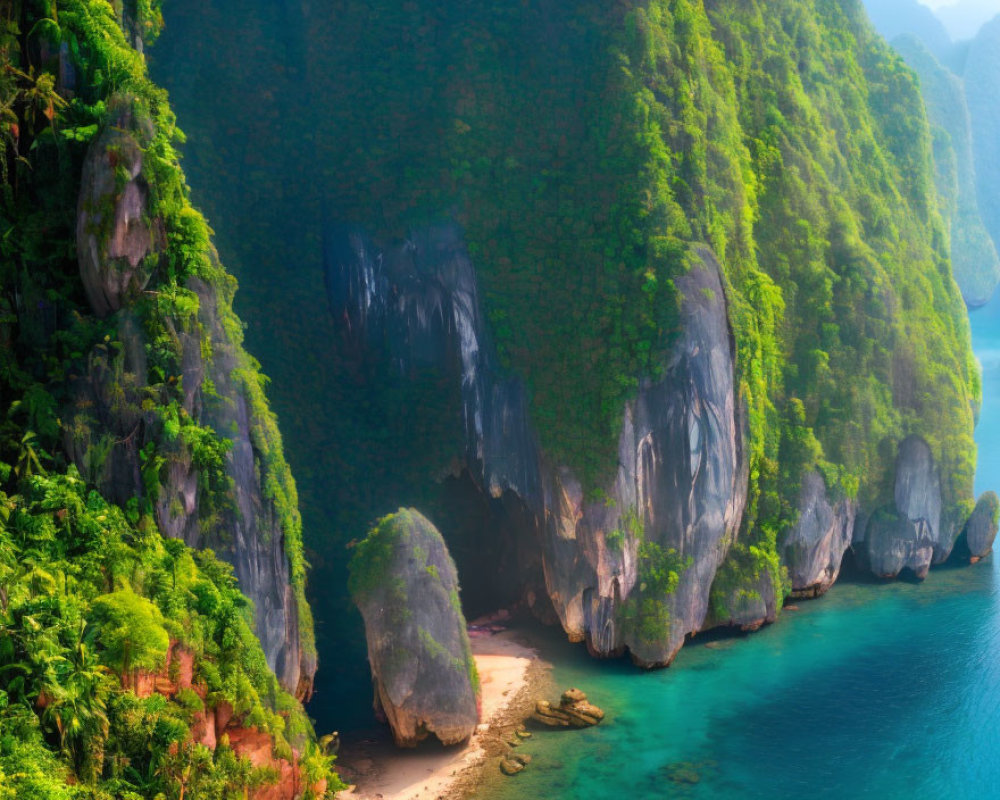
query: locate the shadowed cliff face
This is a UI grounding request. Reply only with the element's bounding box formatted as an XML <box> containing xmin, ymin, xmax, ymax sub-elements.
<box><xmin>328</xmin><ymin>226</ymin><xmax>747</xmax><ymax>665</ymax></box>
<box><xmin>66</xmin><ymin>102</ymin><xmax>313</xmax><ymax>698</ymax></box>
<box><xmin>325</xmin><ymin>223</ymin><xmax>542</xmax><ymax>506</ymax></box>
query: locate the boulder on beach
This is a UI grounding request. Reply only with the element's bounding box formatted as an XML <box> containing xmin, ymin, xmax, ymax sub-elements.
<box><xmin>349</xmin><ymin>509</ymin><xmax>480</xmax><ymax>747</ymax></box>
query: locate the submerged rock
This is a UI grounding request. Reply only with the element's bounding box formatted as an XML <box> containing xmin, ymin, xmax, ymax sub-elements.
<box><xmin>782</xmin><ymin>472</ymin><xmax>856</xmax><ymax>597</ymax></box>
<box><xmin>964</xmin><ymin>492</ymin><xmax>1000</xmax><ymax>561</ymax></box>
<box><xmin>500</xmin><ymin>757</ymin><xmax>525</xmax><ymax>775</ymax></box>
<box><xmin>349</xmin><ymin>509</ymin><xmax>480</xmax><ymax>747</ymax></box>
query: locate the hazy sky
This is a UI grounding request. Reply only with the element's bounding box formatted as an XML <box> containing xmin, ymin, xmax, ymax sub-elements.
<box><xmin>916</xmin><ymin>0</ymin><xmax>1000</xmax><ymax>39</ymax></box>
<box><xmin>918</xmin><ymin>0</ymin><xmax>1000</xmax><ymax>10</ymax></box>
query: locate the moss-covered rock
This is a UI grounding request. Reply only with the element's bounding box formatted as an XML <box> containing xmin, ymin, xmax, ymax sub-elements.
<box><xmin>76</xmin><ymin>94</ymin><xmax>162</xmax><ymax>318</ymax></box>
<box><xmin>349</xmin><ymin>509</ymin><xmax>479</xmax><ymax>747</ymax></box>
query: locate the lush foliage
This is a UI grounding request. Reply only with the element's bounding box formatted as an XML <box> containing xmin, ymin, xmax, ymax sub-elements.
<box><xmin>0</xmin><ymin>469</ymin><xmax>338</xmax><ymax>797</ymax></box>
<box><xmin>148</xmin><ymin>0</ymin><xmax>979</xmax><ymax>716</ymax></box>
<box><xmin>307</xmin><ymin>0</ymin><xmax>976</xmax><ymax>602</ymax></box>
<box><xmin>0</xmin><ymin>0</ymin><xmax>334</xmax><ymax>794</ymax></box>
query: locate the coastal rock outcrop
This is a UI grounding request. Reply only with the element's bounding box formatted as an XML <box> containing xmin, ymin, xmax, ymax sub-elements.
<box><xmin>964</xmin><ymin>491</ymin><xmax>999</xmax><ymax>561</ymax></box>
<box><xmin>77</xmin><ymin>95</ymin><xmax>162</xmax><ymax>318</ymax></box>
<box><xmin>348</xmin><ymin>509</ymin><xmax>480</xmax><ymax>747</ymax></box>
<box><xmin>329</xmin><ymin>228</ymin><xmax>748</xmax><ymax>666</ymax></box>
<box><xmin>544</xmin><ymin>249</ymin><xmax>748</xmax><ymax>666</ymax></box>
<box><xmin>782</xmin><ymin>472</ymin><xmax>857</xmax><ymax>597</ymax></box>
<box><xmin>864</xmin><ymin>435</ymin><xmax>945</xmax><ymax>578</ymax></box>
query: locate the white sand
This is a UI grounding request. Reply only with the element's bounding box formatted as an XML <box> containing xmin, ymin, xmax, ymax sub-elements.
<box><xmin>337</xmin><ymin>631</ymin><xmax>537</xmax><ymax>800</ymax></box>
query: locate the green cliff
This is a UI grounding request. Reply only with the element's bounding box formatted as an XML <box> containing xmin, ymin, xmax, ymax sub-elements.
<box><xmin>149</xmin><ymin>0</ymin><xmax>982</xmax><ymax>722</ymax></box>
<box><xmin>0</xmin><ymin>0</ymin><xmax>338</xmax><ymax>795</ymax></box>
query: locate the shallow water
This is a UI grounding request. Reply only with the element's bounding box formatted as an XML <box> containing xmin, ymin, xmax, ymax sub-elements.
<box><xmin>484</xmin><ymin>294</ymin><xmax>1000</xmax><ymax>800</ymax></box>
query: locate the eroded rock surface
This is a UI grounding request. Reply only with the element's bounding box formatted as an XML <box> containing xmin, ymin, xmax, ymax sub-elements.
<box><xmin>782</xmin><ymin>472</ymin><xmax>856</xmax><ymax>597</ymax></box>
<box><xmin>329</xmin><ymin>229</ymin><xmax>747</xmax><ymax>667</ymax></box>
<box><xmin>865</xmin><ymin>435</ymin><xmax>945</xmax><ymax>578</ymax></box>
<box><xmin>69</xmin><ymin>102</ymin><xmax>313</xmax><ymax>696</ymax></box>
<box><xmin>349</xmin><ymin>509</ymin><xmax>479</xmax><ymax>747</ymax></box>
<box><xmin>965</xmin><ymin>491</ymin><xmax>1000</xmax><ymax>561</ymax></box>
<box><xmin>542</xmin><ymin>248</ymin><xmax>747</xmax><ymax>666</ymax></box>
<box><xmin>77</xmin><ymin>95</ymin><xmax>161</xmax><ymax>318</ymax></box>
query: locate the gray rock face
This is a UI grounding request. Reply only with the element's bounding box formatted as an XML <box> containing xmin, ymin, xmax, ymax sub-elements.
<box><xmin>77</xmin><ymin>97</ymin><xmax>161</xmax><ymax>318</ymax></box>
<box><xmin>541</xmin><ymin>248</ymin><xmax>748</xmax><ymax>666</ymax></box>
<box><xmin>325</xmin><ymin>223</ymin><xmax>542</xmax><ymax>505</ymax></box>
<box><xmin>65</xmin><ymin>272</ymin><xmax>312</xmax><ymax>697</ymax></box>
<box><xmin>964</xmin><ymin>491</ymin><xmax>999</xmax><ymax>560</ymax></box>
<box><xmin>71</xmin><ymin>121</ymin><xmax>313</xmax><ymax>696</ymax></box>
<box><xmin>864</xmin><ymin>435</ymin><xmax>944</xmax><ymax>578</ymax></box>
<box><xmin>329</xmin><ymin>230</ymin><xmax>747</xmax><ymax>666</ymax></box>
<box><xmin>782</xmin><ymin>472</ymin><xmax>856</xmax><ymax>597</ymax></box>
<box><xmin>349</xmin><ymin>509</ymin><xmax>479</xmax><ymax>747</ymax></box>
<box><xmin>185</xmin><ymin>275</ymin><xmax>311</xmax><ymax>698</ymax></box>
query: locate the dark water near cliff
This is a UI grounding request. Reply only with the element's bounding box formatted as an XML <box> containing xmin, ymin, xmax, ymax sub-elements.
<box><xmin>482</xmin><ymin>295</ymin><xmax>1000</xmax><ymax>800</ymax></box>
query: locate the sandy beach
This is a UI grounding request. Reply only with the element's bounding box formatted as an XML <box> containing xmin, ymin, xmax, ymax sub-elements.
<box><xmin>335</xmin><ymin>628</ymin><xmax>547</xmax><ymax>800</ymax></box>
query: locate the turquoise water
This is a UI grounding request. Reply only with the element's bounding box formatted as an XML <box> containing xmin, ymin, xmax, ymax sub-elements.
<box><xmin>484</xmin><ymin>295</ymin><xmax>1000</xmax><ymax>800</ymax></box>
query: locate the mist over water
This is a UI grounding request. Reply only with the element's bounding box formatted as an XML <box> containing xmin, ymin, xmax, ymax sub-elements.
<box><xmin>483</xmin><ymin>296</ymin><xmax>1000</xmax><ymax>800</ymax></box>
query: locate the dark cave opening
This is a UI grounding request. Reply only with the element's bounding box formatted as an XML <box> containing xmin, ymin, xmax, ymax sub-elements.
<box><xmin>420</xmin><ymin>469</ymin><xmax>545</xmax><ymax>622</ymax></box>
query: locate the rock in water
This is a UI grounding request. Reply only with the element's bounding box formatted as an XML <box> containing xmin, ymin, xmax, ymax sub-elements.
<box><xmin>865</xmin><ymin>435</ymin><xmax>944</xmax><ymax>578</ymax></box>
<box><xmin>348</xmin><ymin>509</ymin><xmax>480</xmax><ymax>747</ymax></box>
<box><xmin>965</xmin><ymin>492</ymin><xmax>1000</xmax><ymax>561</ymax></box>
<box><xmin>782</xmin><ymin>472</ymin><xmax>856</xmax><ymax>597</ymax></box>
<box><xmin>531</xmin><ymin>688</ymin><xmax>604</xmax><ymax>728</ymax></box>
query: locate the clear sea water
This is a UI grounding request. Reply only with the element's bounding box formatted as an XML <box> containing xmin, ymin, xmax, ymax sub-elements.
<box><xmin>482</xmin><ymin>295</ymin><xmax>1000</xmax><ymax>800</ymax></box>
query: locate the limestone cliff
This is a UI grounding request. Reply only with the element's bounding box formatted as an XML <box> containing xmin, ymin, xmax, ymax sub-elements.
<box><xmin>781</xmin><ymin>473</ymin><xmax>857</xmax><ymax>598</ymax></box>
<box><xmin>153</xmin><ymin>0</ymin><xmax>984</xmax><ymax>706</ymax></box>
<box><xmin>329</xmin><ymin>229</ymin><xmax>751</xmax><ymax>664</ymax></box>
<box><xmin>66</xmin><ymin>94</ymin><xmax>314</xmax><ymax>698</ymax></box>
<box><xmin>861</xmin><ymin>436</ymin><xmax>946</xmax><ymax>579</ymax></box>
<box><xmin>962</xmin><ymin>492</ymin><xmax>1000</xmax><ymax>561</ymax></box>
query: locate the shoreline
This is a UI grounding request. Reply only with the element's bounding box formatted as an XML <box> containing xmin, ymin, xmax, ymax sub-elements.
<box><xmin>335</xmin><ymin>629</ymin><xmax>549</xmax><ymax>800</ymax></box>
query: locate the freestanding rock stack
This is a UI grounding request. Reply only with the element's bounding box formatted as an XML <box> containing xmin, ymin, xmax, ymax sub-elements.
<box><xmin>349</xmin><ymin>508</ymin><xmax>480</xmax><ymax>747</ymax></box>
